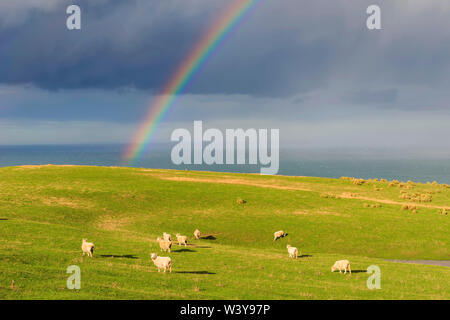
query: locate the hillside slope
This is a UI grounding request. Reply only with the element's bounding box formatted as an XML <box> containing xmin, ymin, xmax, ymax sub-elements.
<box><xmin>0</xmin><ymin>165</ymin><xmax>449</xmax><ymax>299</ymax></box>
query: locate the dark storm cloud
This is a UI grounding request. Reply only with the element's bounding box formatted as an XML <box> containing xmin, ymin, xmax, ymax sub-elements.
<box><xmin>1</xmin><ymin>0</ymin><xmax>449</xmax><ymax>100</ymax></box>
<box><xmin>0</xmin><ymin>0</ymin><xmax>220</xmax><ymax>91</ymax></box>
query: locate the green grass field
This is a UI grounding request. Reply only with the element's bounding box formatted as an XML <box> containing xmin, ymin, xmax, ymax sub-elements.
<box><xmin>0</xmin><ymin>165</ymin><xmax>449</xmax><ymax>299</ymax></box>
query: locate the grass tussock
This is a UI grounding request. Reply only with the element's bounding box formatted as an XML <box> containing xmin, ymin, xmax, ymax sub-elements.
<box><xmin>351</xmin><ymin>178</ymin><xmax>365</xmax><ymax>186</ymax></box>
<box><xmin>340</xmin><ymin>177</ymin><xmax>366</xmax><ymax>185</ymax></box>
<box><xmin>364</xmin><ymin>203</ymin><xmax>382</xmax><ymax>208</ymax></box>
<box><xmin>320</xmin><ymin>194</ymin><xmax>340</xmax><ymax>199</ymax></box>
<box><xmin>401</xmin><ymin>204</ymin><xmax>418</xmax><ymax>212</ymax></box>
<box><xmin>399</xmin><ymin>192</ymin><xmax>432</xmax><ymax>203</ymax></box>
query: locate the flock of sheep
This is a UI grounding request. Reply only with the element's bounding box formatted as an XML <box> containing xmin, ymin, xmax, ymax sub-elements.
<box><xmin>274</xmin><ymin>230</ymin><xmax>351</xmax><ymax>274</ymax></box>
<box><xmin>151</xmin><ymin>231</ymin><xmax>192</xmax><ymax>272</ymax></box>
<box><xmin>81</xmin><ymin>228</ymin><xmax>351</xmax><ymax>275</ymax></box>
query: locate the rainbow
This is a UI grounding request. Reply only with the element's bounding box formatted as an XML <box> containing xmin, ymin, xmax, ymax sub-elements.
<box><xmin>123</xmin><ymin>0</ymin><xmax>261</xmax><ymax>164</ymax></box>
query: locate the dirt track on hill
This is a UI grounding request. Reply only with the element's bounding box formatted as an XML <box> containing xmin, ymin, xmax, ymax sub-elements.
<box><xmin>338</xmin><ymin>193</ymin><xmax>449</xmax><ymax>210</ymax></box>
<box><xmin>156</xmin><ymin>175</ymin><xmax>450</xmax><ymax>211</ymax></box>
<box><xmin>158</xmin><ymin>176</ymin><xmax>313</xmax><ymax>192</ymax></box>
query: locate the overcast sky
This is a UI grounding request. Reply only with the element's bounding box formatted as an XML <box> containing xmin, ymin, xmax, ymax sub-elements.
<box><xmin>1</xmin><ymin>0</ymin><xmax>450</xmax><ymax>150</ymax></box>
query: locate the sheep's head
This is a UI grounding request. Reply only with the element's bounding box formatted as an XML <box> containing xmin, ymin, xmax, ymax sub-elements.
<box><xmin>82</xmin><ymin>238</ymin><xmax>86</xmax><ymax>242</ymax></box>
<box><xmin>331</xmin><ymin>265</ymin><xmax>336</xmax><ymax>272</ymax></box>
<box><xmin>156</xmin><ymin>237</ymin><xmax>161</xmax><ymax>241</ymax></box>
<box><xmin>286</xmin><ymin>245</ymin><xmax>291</xmax><ymax>249</ymax></box>
<box><xmin>176</xmin><ymin>233</ymin><xmax>181</xmax><ymax>237</ymax></box>
<box><xmin>151</xmin><ymin>253</ymin><xmax>157</xmax><ymax>260</ymax></box>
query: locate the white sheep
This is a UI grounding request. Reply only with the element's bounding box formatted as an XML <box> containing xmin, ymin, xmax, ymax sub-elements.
<box><xmin>175</xmin><ymin>233</ymin><xmax>188</xmax><ymax>246</ymax></box>
<box><xmin>193</xmin><ymin>229</ymin><xmax>201</xmax><ymax>240</ymax></box>
<box><xmin>286</xmin><ymin>244</ymin><xmax>298</xmax><ymax>259</ymax></box>
<box><xmin>156</xmin><ymin>237</ymin><xmax>172</xmax><ymax>253</ymax></box>
<box><xmin>163</xmin><ymin>232</ymin><xmax>171</xmax><ymax>242</ymax></box>
<box><xmin>151</xmin><ymin>253</ymin><xmax>172</xmax><ymax>273</ymax></box>
<box><xmin>81</xmin><ymin>238</ymin><xmax>95</xmax><ymax>257</ymax></box>
<box><xmin>331</xmin><ymin>260</ymin><xmax>351</xmax><ymax>274</ymax></box>
<box><xmin>273</xmin><ymin>230</ymin><xmax>286</xmax><ymax>241</ymax></box>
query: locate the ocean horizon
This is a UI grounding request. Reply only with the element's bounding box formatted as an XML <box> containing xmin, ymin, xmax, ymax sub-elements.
<box><xmin>1</xmin><ymin>144</ymin><xmax>450</xmax><ymax>184</ymax></box>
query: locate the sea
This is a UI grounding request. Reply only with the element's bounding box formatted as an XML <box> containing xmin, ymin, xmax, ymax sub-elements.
<box><xmin>1</xmin><ymin>144</ymin><xmax>450</xmax><ymax>184</ymax></box>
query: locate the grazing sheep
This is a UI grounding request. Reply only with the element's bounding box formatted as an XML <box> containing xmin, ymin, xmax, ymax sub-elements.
<box><xmin>273</xmin><ymin>230</ymin><xmax>286</xmax><ymax>241</ymax></box>
<box><xmin>156</xmin><ymin>237</ymin><xmax>172</xmax><ymax>253</ymax></box>
<box><xmin>286</xmin><ymin>245</ymin><xmax>298</xmax><ymax>259</ymax></box>
<box><xmin>163</xmin><ymin>232</ymin><xmax>171</xmax><ymax>242</ymax></box>
<box><xmin>331</xmin><ymin>260</ymin><xmax>351</xmax><ymax>274</ymax></box>
<box><xmin>193</xmin><ymin>229</ymin><xmax>201</xmax><ymax>240</ymax></box>
<box><xmin>175</xmin><ymin>233</ymin><xmax>188</xmax><ymax>246</ymax></box>
<box><xmin>81</xmin><ymin>238</ymin><xmax>95</xmax><ymax>257</ymax></box>
<box><xmin>150</xmin><ymin>253</ymin><xmax>172</xmax><ymax>273</ymax></box>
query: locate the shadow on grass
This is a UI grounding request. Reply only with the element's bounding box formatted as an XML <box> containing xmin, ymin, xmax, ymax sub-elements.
<box><xmin>100</xmin><ymin>254</ymin><xmax>139</xmax><ymax>259</ymax></box>
<box><xmin>173</xmin><ymin>249</ymin><xmax>196</xmax><ymax>253</ymax></box>
<box><xmin>200</xmin><ymin>235</ymin><xmax>216</xmax><ymax>240</ymax></box>
<box><xmin>332</xmin><ymin>270</ymin><xmax>367</xmax><ymax>274</ymax></box>
<box><xmin>174</xmin><ymin>270</ymin><xmax>216</xmax><ymax>275</ymax></box>
<box><xmin>299</xmin><ymin>255</ymin><xmax>312</xmax><ymax>258</ymax></box>
<box><xmin>192</xmin><ymin>245</ymin><xmax>212</xmax><ymax>249</ymax></box>
<box><xmin>0</xmin><ymin>218</ymin><xmax>8</xmax><ymax>221</ymax></box>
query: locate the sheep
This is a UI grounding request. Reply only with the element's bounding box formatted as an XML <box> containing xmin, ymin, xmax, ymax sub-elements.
<box><xmin>81</xmin><ymin>238</ymin><xmax>95</xmax><ymax>257</ymax></box>
<box><xmin>273</xmin><ymin>230</ymin><xmax>286</xmax><ymax>241</ymax></box>
<box><xmin>331</xmin><ymin>260</ymin><xmax>351</xmax><ymax>274</ymax></box>
<box><xmin>175</xmin><ymin>233</ymin><xmax>188</xmax><ymax>246</ymax></box>
<box><xmin>193</xmin><ymin>229</ymin><xmax>201</xmax><ymax>240</ymax></box>
<box><xmin>150</xmin><ymin>253</ymin><xmax>172</xmax><ymax>273</ymax></box>
<box><xmin>286</xmin><ymin>245</ymin><xmax>298</xmax><ymax>259</ymax></box>
<box><xmin>156</xmin><ymin>237</ymin><xmax>172</xmax><ymax>253</ymax></box>
<box><xmin>163</xmin><ymin>232</ymin><xmax>171</xmax><ymax>242</ymax></box>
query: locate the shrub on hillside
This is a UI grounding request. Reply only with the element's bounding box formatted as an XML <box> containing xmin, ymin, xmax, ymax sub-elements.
<box><xmin>351</xmin><ymin>178</ymin><xmax>365</xmax><ymax>186</ymax></box>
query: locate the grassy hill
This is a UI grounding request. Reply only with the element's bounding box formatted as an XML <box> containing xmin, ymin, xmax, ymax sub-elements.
<box><xmin>0</xmin><ymin>165</ymin><xmax>449</xmax><ymax>299</ymax></box>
